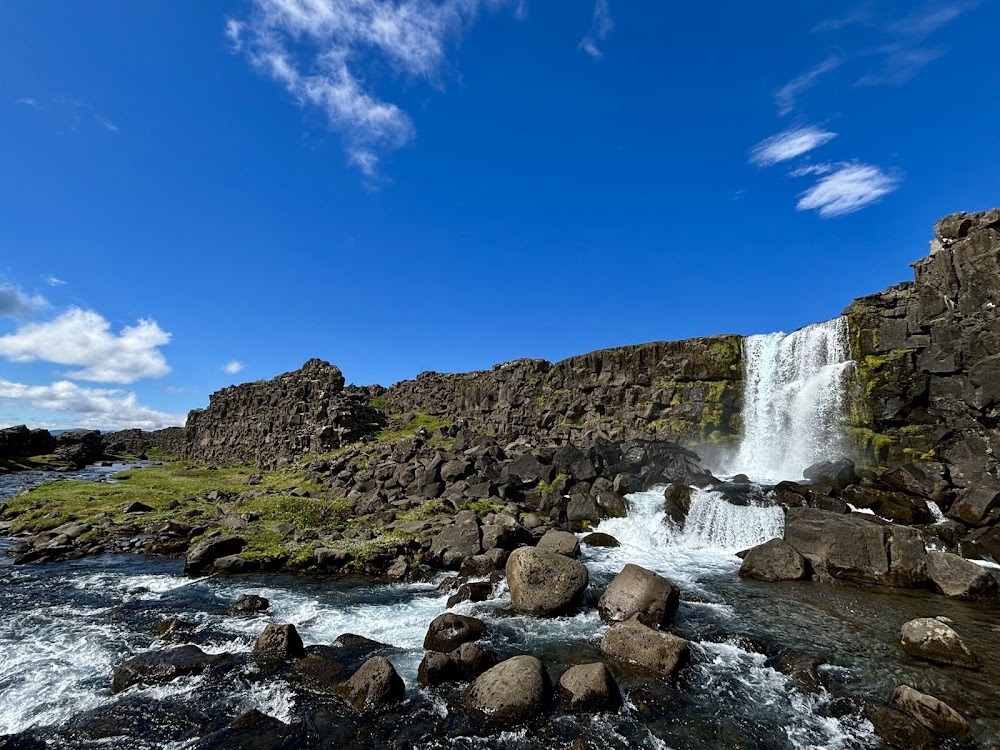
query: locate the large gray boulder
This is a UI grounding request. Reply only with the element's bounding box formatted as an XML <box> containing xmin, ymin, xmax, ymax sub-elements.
<box><xmin>900</xmin><ymin>617</ymin><xmax>978</xmax><ymax>669</ymax></box>
<box><xmin>892</xmin><ymin>685</ymin><xmax>971</xmax><ymax>740</ymax></box>
<box><xmin>600</xmin><ymin>617</ymin><xmax>689</xmax><ymax>678</ymax></box>
<box><xmin>253</xmin><ymin>624</ymin><xmax>305</xmax><ymax>660</ymax></box>
<box><xmin>536</xmin><ymin>529</ymin><xmax>581</xmax><ymax>558</ymax></box>
<box><xmin>783</xmin><ymin>507</ymin><xmax>927</xmax><ymax>587</ymax></box>
<box><xmin>423</xmin><ymin>613</ymin><xmax>486</xmax><ymax>653</ymax></box>
<box><xmin>463</xmin><ymin>655</ymin><xmax>551</xmax><ymax>724</ymax></box>
<box><xmin>184</xmin><ymin>535</ymin><xmax>245</xmax><ymax>576</ymax></box>
<box><xmin>738</xmin><ymin>539</ymin><xmax>809</xmax><ymax>582</ymax></box>
<box><xmin>558</xmin><ymin>662</ymin><xmax>622</xmax><ymax>713</ymax></box>
<box><xmin>336</xmin><ymin>656</ymin><xmax>405</xmax><ymax>711</ymax></box>
<box><xmin>506</xmin><ymin>547</ymin><xmax>589</xmax><ymax>617</ymax></box>
<box><xmin>430</xmin><ymin>512</ymin><xmax>482</xmax><ymax>569</ymax></box>
<box><xmin>597</xmin><ymin>564</ymin><xmax>680</xmax><ymax>628</ymax></box>
<box><xmin>111</xmin><ymin>645</ymin><xmax>231</xmax><ymax>694</ymax></box>
<box><xmin>927</xmin><ymin>551</ymin><xmax>999</xmax><ymax>601</ymax></box>
<box><xmin>947</xmin><ymin>486</ymin><xmax>1000</xmax><ymax>526</ymax></box>
<box><xmin>418</xmin><ymin>642</ymin><xmax>496</xmax><ymax>686</ymax></box>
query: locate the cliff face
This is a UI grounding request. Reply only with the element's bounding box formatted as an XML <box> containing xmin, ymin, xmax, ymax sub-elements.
<box><xmin>382</xmin><ymin>336</ymin><xmax>744</xmax><ymax>446</ymax></box>
<box><xmin>101</xmin><ymin>427</ymin><xmax>186</xmax><ymax>457</ymax></box>
<box><xmin>845</xmin><ymin>209</ymin><xmax>1000</xmax><ymax>485</ymax></box>
<box><xmin>185</xmin><ymin>359</ymin><xmax>387</xmax><ymax>470</ymax></box>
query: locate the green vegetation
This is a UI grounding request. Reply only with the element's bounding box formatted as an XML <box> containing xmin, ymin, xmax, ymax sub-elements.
<box><xmin>397</xmin><ymin>498</ymin><xmax>453</xmax><ymax>523</ymax></box>
<box><xmin>462</xmin><ymin>499</ymin><xmax>506</xmax><ymax>517</ymax></box>
<box><xmin>537</xmin><ymin>473</ymin><xmax>569</xmax><ymax>497</ymax></box>
<box><xmin>844</xmin><ymin>427</ymin><xmax>896</xmax><ymax>466</ymax></box>
<box><xmin>707</xmin><ymin>336</ymin><xmax>743</xmax><ymax>374</ymax></box>
<box><xmin>370</xmin><ymin>394</ymin><xmax>389</xmax><ymax>412</ymax></box>
<box><xmin>347</xmin><ymin>530</ymin><xmax>415</xmax><ymax>564</ymax></box>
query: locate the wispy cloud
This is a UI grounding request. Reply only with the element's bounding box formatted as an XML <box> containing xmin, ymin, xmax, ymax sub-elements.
<box><xmin>857</xmin><ymin>46</ymin><xmax>945</xmax><ymax>86</ymax></box>
<box><xmin>223</xmin><ymin>360</ymin><xmax>245</xmax><ymax>375</ymax></box>
<box><xmin>0</xmin><ymin>285</ymin><xmax>48</xmax><ymax>319</ymax></box>
<box><xmin>15</xmin><ymin>97</ymin><xmax>39</xmax><ymax>107</ymax></box>
<box><xmin>749</xmin><ymin>125</ymin><xmax>838</xmax><ymax>167</ymax></box>
<box><xmin>887</xmin><ymin>4</ymin><xmax>966</xmax><ymax>38</ymax></box>
<box><xmin>165</xmin><ymin>385</ymin><xmax>186</xmax><ymax>393</ymax></box>
<box><xmin>0</xmin><ymin>378</ymin><xmax>184</xmax><ymax>430</ymax></box>
<box><xmin>44</xmin><ymin>275</ymin><xmax>67</xmax><ymax>286</ymax></box>
<box><xmin>229</xmin><ymin>0</ymin><xmax>516</xmax><ymax>179</ymax></box>
<box><xmin>578</xmin><ymin>0</ymin><xmax>613</xmax><ymax>60</ymax></box>
<box><xmin>795</xmin><ymin>162</ymin><xmax>900</xmax><ymax>218</ymax></box>
<box><xmin>0</xmin><ymin>308</ymin><xmax>171</xmax><ymax>384</ymax></box>
<box><xmin>775</xmin><ymin>55</ymin><xmax>842</xmax><ymax>116</ymax></box>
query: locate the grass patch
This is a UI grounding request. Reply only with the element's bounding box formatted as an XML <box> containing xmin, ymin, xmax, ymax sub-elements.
<box><xmin>462</xmin><ymin>499</ymin><xmax>506</xmax><ymax>517</ymax></box>
<box><xmin>397</xmin><ymin>498</ymin><xmax>454</xmax><ymax>523</ymax></box>
<box><xmin>537</xmin><ymin>473</ymin><xmax>569</xmax><ymax>497</ymax></box>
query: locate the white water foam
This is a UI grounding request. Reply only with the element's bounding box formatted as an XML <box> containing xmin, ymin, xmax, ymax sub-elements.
<box><xmin>680</xmin><ymin>488</ymin><xmax>785</xmax><ymax>552</ymax></box>
<box><xmin>729</xmin><ymin>318</ymin><xmax>853</xmax><ymax>483</ymax></box>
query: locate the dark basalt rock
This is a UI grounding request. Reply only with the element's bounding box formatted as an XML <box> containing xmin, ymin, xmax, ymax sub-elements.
<box><xmin>253</xmin><ymin>624</ymin><xmax>305</xmax><ymax>661</ymax></box>
<box><xmin>597</xmin><ymin>564</ymin><xmax>680</xmax><ymax>628</ymax></box>
<box><xmin>463</xmin><ymin>655</ymin><xmax>552</xmax><ymax>724</ymax></box>
<box><xmin>506</xmin><ymin>547</ymin><xmax>589</xmax><ymax>617</ymax></box>
<box><xmin>423</xmin><ymin>613</ymin><xmax>486</xmax><ymax>653</ymax></box>
<box><xmin>739</xmin><ymin>539</ymin><xmax>810</xmax><ymax>582</ymax></box>
<box><xmin>192</xmin><ymin>709</ymin><xmax>302</xmax><ymax>750</ymax></box>
<box><xmin>228</xmin><ymin>593</ymin><xmax>270</xmax><ymax>616</ymax></box>
<box><xmin>600</xmin><ymin>617</ymin><xmax>690</xmax><ymax>678</ymax></box>
<box><xmin>336</xmin><ymin>656</ymin><xmax>405</xmax><ymax>711</ymax></box>
<box><xmin>111</xmin><ymin>645</ymin><xmax>233</xmax><ymax>694</ymax></box>
<box><xmin>184</xmin><ymin>535</ymin><xmax>245</xmax><ymax>576</ymax></box>
<box><xmin>558</xmin><ymin>662</ymin><xmax>623</xmax><ymax>712</ymax></box>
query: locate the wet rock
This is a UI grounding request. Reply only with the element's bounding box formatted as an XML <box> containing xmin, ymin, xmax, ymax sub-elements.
<box><xmin>417</xmin><ymin>650</ymin><xmax>453</xmax><ymax>686</ymax></box>
<box><xmin>291</xmin><ymin>654</ymin><xmax>344</xmax><ymax>694</ymax></box>
<box><xmin>506</xmin><ymin>547</ymin><xmax>589</xmax><ymax>617</ymax></box>
<box><xmin>446</xmin><ymin>582</ymin><xmax>493</xmax><ymax>608</ymax></box>
<box><xmin>947</xmin><ymin>486</ymin><xmax>1000</xmax><ymax>526</ymax></box>
<box><xmin>111</xmin><ymin>645</ymin><xmax>232</xmax><ymax>694</ymax></box>
<box><xmin>458</xmin><ymin>553</ymin><xmax>502</xmax><ymax>577</ymax></box>
<box><xmin>927</xmin><ymin>551</ymin><xmax>999</xmax><ymax>600</ymax></box>
<box><xmin>228</xmin><ymin>593</ymin><xmax>270</xmax><ymax>616</ymax></box>
<box><xmin>598</xmin><ymin>564</ymin><xmax>680</xmax><ymax>628</ymax></box>
<box><xmin>192</xmin><ymin>709</ymin><xmax>301</xmax><ymax>750</ymax></box>
<box><xmin>803</xmin><ymin>458</ymin><xmax>857</xmax><ymax>489</ymax></box>
<box><xmin>463</xmin><ymin>655</ymin><xmax>552</xmax><ymax>724</ymax></box>
<box><xmin>892</xmin><ymin>684</ymin><xmax>972</xmax><ymax>740</ymax></box>
<box><xmin>738</xmin><ymin>539</ymin><xmax>809</xmax><ymax>582</ymax></box>
<box><xmin>900</xmin><ymin>617</ymin><xmax>978</xmax><ymax>669</ymax></box>
<box><xmin>558</xmin><ymin>662</ymin><xmax>622</xmax><ymax>712</ymax></box>
<box><xmin>567</xmin><ymin>494</ymin><xmax>601</xmax><ymax>529</ymax></box>
<box><xmin>184</xmin><ymin>535</ymin><xmax>245</xmax><ymax>576</ymax></box>
<box><xmin>535</xmin><ymin>529</ymin><xmax>580</xmax><ymax>558</ymax></box>
<box><xmin>767</xmin><ymin>649</ymin><xmax>824</xmax><ymax>692</ymax></box>
<box><xmin>336</xmin><ymin>656</ymin><xmax>405</xmax><ymax>711</ymax></box>
<box><xmin>418</xmin><ymin>642</ymin><xmax>496</xmax><ymax>686</ymax></box>
<box><xmin>253</xmin><ymin>624</ymin><xmax>305</xmax><ymax>661</ymax></box>
<box><xmin>595</xmin><ymin>491</ymin><xmax>627</xmax><ymax>518</ymax></box>
<box><xmin>600</xmin><ymin>617</ymin><xmax>690</xmax><ymax>678</ymax></box>
<box><xmin>662</xmin><ymin>483</ymin><xmax>692</xmax><ymax>524</ymax></box>
<box><xmin>581</xmin><ymin>532</ymin><xmax>620</xmax><ymax>547</ymax></box>
<box><xmin>423</xmin><ymin>613</ymin><xmax>486</xmax><ymax>652</ymax></box>
<box><xmin>784</xmin><ymin>507</ymin><xmax>927</xmax><ymax>587</ymax></box>
<box><xmin>864</xmin><ymin>703</ymin><xmax>934</xmax><ymax>750</ymax></box>
<box><xmin>156</xmin><ymin>617</ymin><xmax>196</xmax><ymax>638</ymax></box>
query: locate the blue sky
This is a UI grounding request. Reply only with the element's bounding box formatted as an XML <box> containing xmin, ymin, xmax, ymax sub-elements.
<box><xmin>0</xmin><ymin>0</ymin><xmax>997</xmax><ymax>430</ymax></box>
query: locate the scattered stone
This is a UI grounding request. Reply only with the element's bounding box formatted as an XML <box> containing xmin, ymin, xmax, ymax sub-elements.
<box><xmin>738</xmin><ymin>539</ymin><xmax>809</xmax><ymax>582</ymax></box>
<box><xmin>155</xmin><ymin>617</ymin><xmax>196</xmax><ymax>638</ymax></box>
<box><xmin>336</xmin><ymin>656</ymin><xmax>405</xmax><ymax>711</ymax></box>
<box><xmin>191</xmin><ymin>709</ymin><xmax>301</xmax><ymax>750</ymax></box>
<box><xmin>123</xmin><ymin>501</ymin><xmax>154</xmax><ymax>514</ymax></box>
<box><xmin>111</xmin><ymin>645</ymin><xmax>231</xmax><ymax>694</ymax></box>
<box><xmin>291</xmin><ymin>654</ymin><xmax>343</xmax><ymax>694</ymax></box>
<box><xmin>598</xmin><ymin>564</ymin><xmax>680</xmax><ymax>628</ymax></box>
<box><xmin>900</xmin><ymin>617</ymin><xmax>978</xmax><ymax>669</ymax></box>
<box><xmin>600</xmin><ymin>617</ymin><xmax>690</xmax><ymax>678</ymax></box>
<box><xmin>864</xmin><ymin>703</ymin><xmax>934</xmax><ymax>750</ymax></box>
<box><xmin>506</xmin><ymin>547</ymin><xmax>589</xmax><ymax>617</ymax></box>
<box><xmin>463</xmin><ymin>655</ymin><xmax>552</xmax><ymax>724</ymax></box>
<box><xmin>228</xmin><ymin>593</ymin><xmax>270</xmax><ymax>616</ymax></box>
<box><xmin>184</xmin><ymin>535</ymin><xmax>245</xmax><ymax>576</ymax></box>
<box><xmin>535</xmin><ymin>529</ymin><xmax>580</xmax><ymax>558</ymax></box>
<box><xmin>253</xmin><ymin>624</ymin><xmax>305</xmax><ymax>661</ymax></box>
<box><xmin>581</xmin><ymin>532</ymin><xmax>620</xmax><ymax>548</ymax></box>
<box><xmin>423</xmin><ymin>613</ymin><xmax>486</xmax><ymax>652</ymax></box>
<box><xmin>892</xmin><ymin>685</ymin><xmax>972</xmax><ymax>740</ymax></box>
<box><xmin>558</xmin><ymin>662</ymin><xmax>622</xmax><ymax>712</ymax></box>
<box><xmin>430</xmin><ymin>514</ymin><xmax>482</xmax><ymax>569</ymax></box>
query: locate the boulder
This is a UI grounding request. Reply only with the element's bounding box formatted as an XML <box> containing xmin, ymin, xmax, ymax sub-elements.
<box><xmin>864</xmin><ymin>703</ymin><xmax>934</xmax><ymax>750</ymax></box>
<box><xmin>581</xmin><ymin>532</ymin><xmax>620</xmax><ymax>548</ymax></box>
<box><xmin>336</xmin><ymin>656</ymin><xmax>405</xmax><ymax>711</ymax></box>
<box><xmin>430</xmin><ymin>514</ymin><xmax>482</xmax><ymax>569</ymax></box>
<box><xmin>803</xmin><ymin>458</ymin><xmax>857</xmax><ymax>489</ymax></box>
<box><xmin>947</xmin><ymin>486</ymin><xmax>1000</xmax><ymax>526</ymax></box>
<box><xmin>738</xmin><ymin>539</ymin><xmax>809</xmax><ymax>582</ymax></box>
<box><xmin>600</xmin><ymin>617</ymin><xmax>690</xmax><ymax>678</ymax></box>
<box><xmin>228</xmin><ymin>593</ymin><xmax>270</xmax><ymax>616</ymax></box>
<box><xmin>111</xmin><ymin>645</ymin><xmax>231</xmax><ymax>694</ymax></box>
<box><xmin>597</xmin><ymin>564</ymin><xmax>680</xmax><ymax>628</ymax></box>
<box><xmin>463</xmin><ymin>655</ymin><xmax>551</xmax><ymax>724</ymax></box>
<box><xmin>423</xmin><ymin>613</ymin><xmax>486</xmax><ymax>653</ymax></box>
<box><xmin>595</xmin><ymin>491</ymin><xmax>627</xmax><ymax>518</ymax></box>
<box><xmin>446</xmin><ymin>582</ymin><xmax>493</xmax><ymax>608</ymax></box>
<box><xmin>291</xmin><ymin>654</ymin><xmax>343</xmax><ymax>694</ymax></box>
<box><xmin>900</xmin><ymin>617</ymin><xmax>978</xmax><ymax>669</ymax></box>
<box><xmin>892</xmin><ymin>685</ymin><xmax>971</xmax><ymax>740</ymax></box>
<box><xmin>191</xmin><ymin>709</ymin><xmax>301</xmax><ymax>750</ymax></box>
<box><xmin>418</xmin><ymin>642</ymin><xmax>496</xmax><ymax>686</ymax></box>
<box><xmin>184</xmin><ymin>535</ymin><xmax>245</xmax><ymax>576</ymax></box>
<box><xmin>253</xmin><ymin>624</ymin><xmax>305</xmax><ymax>661</ymax></box>
<box><xmin>506</xmin><ymin>547</ymin><xmax>589</xmax><ymax>617</ymax></box>
<box><xmin>558</xmin><ymin>662</ymin><xmax>622</xmax><ymax>712</ymax></box>
<box><xmin>123</xmin><ymin>501</ymin><xmax>154</xmax><ymax>514</ymax></box>
<box><xmin>927</xmin><ymin>551</ymin><xmax>999</xmax><ymax>600</ymax></box>
<box><xmin>783</xmin><ymin>507</ymin><xmax>927</xmax><ymax>587</ymax></box>
<box><xmin>535</xmin><ymin>529</ymin><xmax>581</xmax><ymax>558</ymax></box>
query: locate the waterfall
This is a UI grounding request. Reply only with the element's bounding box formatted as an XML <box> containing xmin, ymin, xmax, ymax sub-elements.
<box><xmin>679</xmin><ymin>488</ymin><xmax>785</xmax><ymax>552</ymax></box>
<box><xmin>728</xmin><ymin>317</ymin><xmax>853</xmax><ymax>483</ymax></box>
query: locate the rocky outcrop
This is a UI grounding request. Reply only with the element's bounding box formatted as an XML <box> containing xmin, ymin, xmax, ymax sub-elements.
<box><xmin>0</xmin><ymin>425</ymin><xmax>56</xmax><ymax>457</ymax></box>
<box><xmin>111</xmin><ymin>645</ymin><xmax>233</xmax><ymax>694</ymax></box>
<box><xmin>844</xmin><ymin>209</ymin><xmax>1000</xmax><ymax>485</ymax></box>
<box><xmin>185</xmin><ymin>359</ymin><xmax>386</xmax><ymax>470</ymax></box>
<box><xmin>101</xmin><ymin>427</ymin><xmax>185</xmax><ymax>457</ymax></box>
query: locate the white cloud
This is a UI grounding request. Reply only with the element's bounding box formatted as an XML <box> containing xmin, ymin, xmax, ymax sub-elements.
<box><xmin>231</xmin><ymin>0</ymin><xmax>515</xmax><ymax>178</ymax></box>
<box><xmin>0</xmin><ymin>308</ymin><xmax>171</xmax><ymax>384</ymax></box>
<box><xmin>796</xmin><ymin>162</ymin><xmax>900</xmax><ymax>218</ymax></box>
<box><xmin>165</xmin><ymin>385</ymin><xmax>186</xmax><ymax>394</ymax></box>
<box><xmin>223</xmin><ymin>360</ymin><xmax>245</xmax><ymax>374</ymax></box>
<box><xmin>749</xmin><ymin>125</ymin><xmax>837</xmax><ymax>167</ymax></box>
<box><xmin>0</xmin><ymin>379</ymin><xmax>185</xmax><ymax>430</ymax></box>
<box><xmin>887</xmin><ymin>4</ymin><xmax>965</xmax><ymax>38</ymax></box>
<box><xmin>15</xmin><ymin>97</ymin><xmax>39</xmax><ymax>107</ymax></box>
<box><xmin>579</xmin><ymin>0</ymin><xmax>613</xmax><ymax>60</ymax></box>
<box><xmin>857</xmin><ymin>46</ymin><xmax>945</xmax><ymax>86</ymax></box>
<box><xmin>0</xmin><ymin>285</ymin><xmax>48</xmax><ymax>319</ymax></box>
<box><xmin>44</xmin><ymin>275</ymin><xmax>67</xmax><ymax>286</ymax></box>
<box><xmin>774</xmin><ymin>55</ymin><xmax>842</xmax><ymax>116</ymax></box>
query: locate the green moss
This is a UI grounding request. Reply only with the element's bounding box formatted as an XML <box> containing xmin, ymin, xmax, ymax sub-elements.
<box><xmin>707</xmin><ymin>336</ymin><xmax>743</xmax><ymax>373</ymax></box>
<box><xmin>844</xmin><ymin>427</ymin><xmax>896</xmax><ymax>466</ymax></box>
<box><xmin>348</xmin><ymin>530</ymin><xmax>416</xmax><ymax>563</ymax></box>
<box><xmin>370</xmin><ymin>395</ymin><xmax>389</xmax><ymax>412</ymax></box>
<box><xmin>537</xmin><ymin>473</ymin><xmax>569</xmax><ymax>497</ymax></box>
<box><xmin>397</xmin><ymin>498</ymin><xmax>454</xmax><ymax>523</ymax></box>
<box><xmin>462</xmin><ymin>499</ymin><xmax>506</xmax><ymax>517</ymax></box>
<box><xmin>376</xmin><ymin>413</ymin><xmax>453</xmax><ymax>445</ymax></box>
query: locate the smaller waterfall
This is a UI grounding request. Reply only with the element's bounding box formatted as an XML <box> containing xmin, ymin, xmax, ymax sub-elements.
<box><xmin>729</xmin><ymin>317</ymin><xmax>853</xmax><ymax>483</ymax></box>
<box><xmin>679</xmin><ymin>488</ymin><xmax>785</xmax><ymax>552</ymax></box>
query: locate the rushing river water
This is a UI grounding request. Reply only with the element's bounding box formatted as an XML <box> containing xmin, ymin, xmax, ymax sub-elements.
<box><xmin>3</xmin><ymin>476</ymin><xmax>1000</xmax><ymax>749</ymax></box>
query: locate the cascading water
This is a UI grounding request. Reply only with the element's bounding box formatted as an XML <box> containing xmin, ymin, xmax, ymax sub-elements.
<box><xmin>729</xmin><ymin>317</ymin><xmax>854</xmax><ymax>483</ymax></box>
